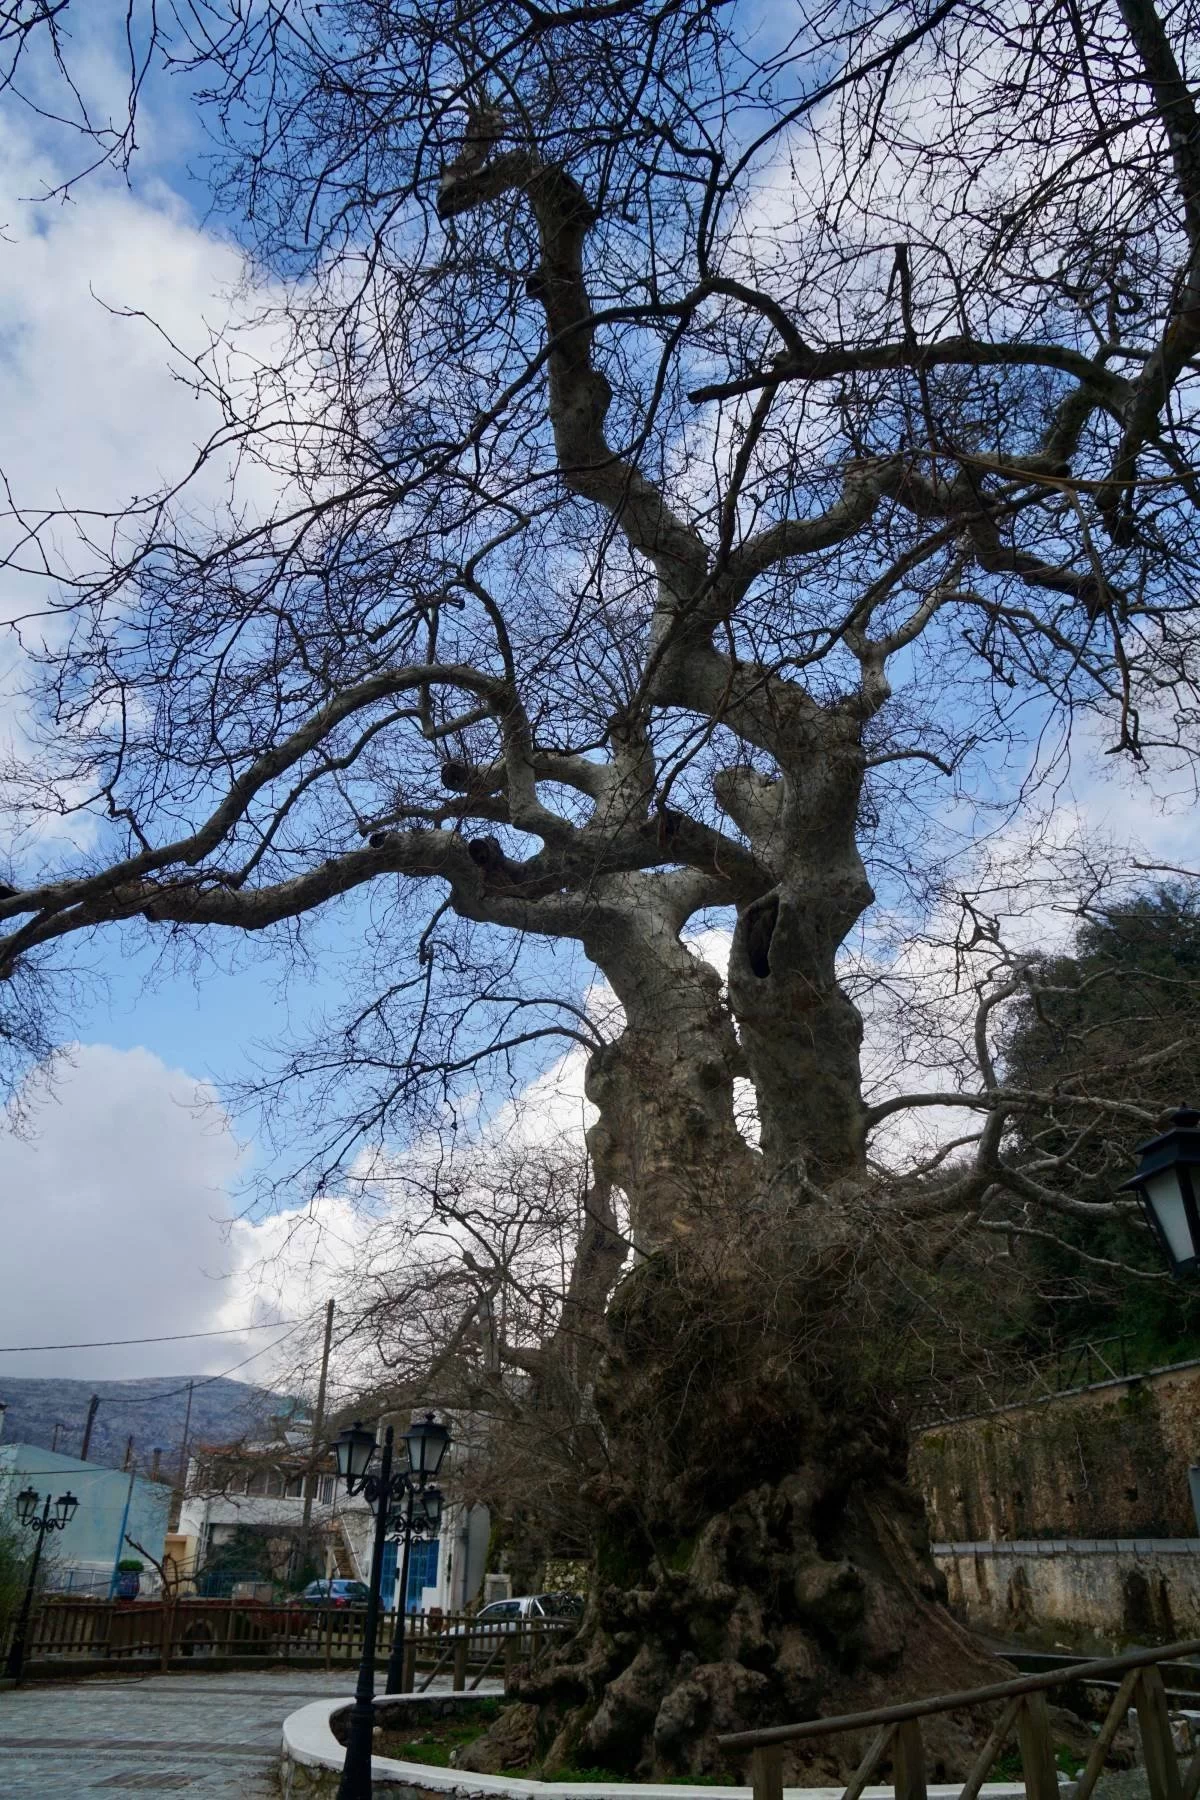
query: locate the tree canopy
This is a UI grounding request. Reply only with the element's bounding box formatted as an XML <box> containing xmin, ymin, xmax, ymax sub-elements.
<box><xmin>1000</xmin><ymin>885</ymin><xmax>1200</xmax><ymax>1356</ymax></box>
<box><xmin>2</xmin><ymin>0</ymin><xmax>1197</xmax><ymax>1221</ymax></box>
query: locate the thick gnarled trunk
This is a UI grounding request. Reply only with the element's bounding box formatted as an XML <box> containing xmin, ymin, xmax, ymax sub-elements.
<box><xmin>480</xmin><ymin>1251</ymin><xmax>999</xmax><ymax>1783</ymax></box>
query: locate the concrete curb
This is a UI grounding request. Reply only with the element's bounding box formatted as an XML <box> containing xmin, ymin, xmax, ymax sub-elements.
<box><xmin>279</xmin><ymin>1693</ymin><xmax>1036</xmax><ymax>1800</ymax></box>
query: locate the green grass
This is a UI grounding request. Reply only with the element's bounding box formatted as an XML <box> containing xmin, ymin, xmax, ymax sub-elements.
<box><xmin>376</xmin><ymin>1725</ymin><xmax>482</xmax><ymax>1768</ymax></box>
<box><xmin>540</xmin><ymin>1768</ymin><xmax>731</xmax><ymax>1786</ymax></box>
<box><xmin>991</xmin><ymin>1747</ymin><xmax>1084</xmax><ymax>1781</ymax></box>
<box><xmin>544</xmin><ymin>1767</ymin><xmax>630</xmax><ymax>1783</ymax></box>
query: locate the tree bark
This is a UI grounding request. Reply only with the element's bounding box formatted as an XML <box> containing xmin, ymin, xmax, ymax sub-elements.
<box><xmin>724</xmin><ymin>731</ymin><xmax>874</xmax><ymax>1185</ymax></box>
<box><xmin>484</xmin><ymin>1247</ymin><xmax>1002</xmax><ymax>1783</ymax></box>
<box><xmin>581</xmin><ymin>881</ymin><xmax>755</xmax><ymax>1254</ymax></box>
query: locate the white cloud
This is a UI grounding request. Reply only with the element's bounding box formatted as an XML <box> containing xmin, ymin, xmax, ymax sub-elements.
<box><xmin>856</xmin><ymin>734</ymin><xmax>1199</xmax><ymax>1166</ymax></box>
<box><xmin>0</xmin><ymin>107</ymin><xmax>283</xmax><ymax>868</ymax></box>
<box><xmin>0</xmin><ymin>1043</ymin><xmax>259</xmax><ymax>1381</ymax></box>
<box><xmin>0</xmin><ymin>148</ymin><xmax>248</xmax><ymax>577</ymax></box>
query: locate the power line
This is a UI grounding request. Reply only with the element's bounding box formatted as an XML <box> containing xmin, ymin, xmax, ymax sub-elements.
<box><xmin>111</xmin><ymin>1321</ymin><xmax>312</xmax><ymax>1405</ymax></box>
<box><xmin>0</xmin><ymin>1321</ymin><xmax>299</xmax><ymax>1354</ymax></box>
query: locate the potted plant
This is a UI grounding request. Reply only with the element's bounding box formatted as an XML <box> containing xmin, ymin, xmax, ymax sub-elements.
<box><xmin>115</xmin><ymin>1558</ymin><xmax>143</xmax><ymax>1600</ymax></box>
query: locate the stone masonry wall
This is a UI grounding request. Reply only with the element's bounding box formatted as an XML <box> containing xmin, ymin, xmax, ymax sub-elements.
<box><xmin>934</xmin><ymin>1540</ymin><xmax>1200</xmax><ymax>1648</ymax></box>
<box><xmin>913</xmin><ymin>1362</ymin><xmax>1200</xmax><ymax>1542</ymax></box>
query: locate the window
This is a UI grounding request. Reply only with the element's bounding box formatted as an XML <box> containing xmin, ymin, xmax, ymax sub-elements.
<box><xmin>480</xmin><ymin>1599</ymin><xmax>520</xmax><ymax>1620</ymax></box>
<box><xmin>284</xmin><ymin>1474</ymin><xmax>304</xmax><ymax>1499</ymax></box>
<box><xmin>244</xmin><ymin>1467</ymin><xmax>285</xmax><ymax>1497</ymax></box>
<box><xmin>318</xmin><ymin>1476</ymin><xmax>335</xmax><ymax>1504</ymax></box>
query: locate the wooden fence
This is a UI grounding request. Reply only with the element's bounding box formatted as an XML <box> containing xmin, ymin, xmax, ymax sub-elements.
<box><xmin>7</xmin><ymin>1598</ymin><xmax>572</xmax><ymax>1682</ymax></box>
<box><xmin>720</xmin><ymin>1636</ymin><xmax>1200</xmax><ymax>1800</ymax></box>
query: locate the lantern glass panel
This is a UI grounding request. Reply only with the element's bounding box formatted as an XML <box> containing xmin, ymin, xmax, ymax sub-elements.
<box><xmin>15</xmin><ymin>1486</ymin><xmax>38</xmax><ymax>1524</ymax></box>
<box><xmin>334</xmin><ymin>1421</ymin><xmax>377</xmax><ymax>1486</ymax></box>
<box><xmin>420</xmin><ymin>1487</ymin><xmax>443</xmax><ymax>1535</ymax></box>
<box><xmin>1143</xmin><ymin>1166</ymin><xmax>1197</xmax><ymax>1265</ymax></box>
<box><xmin>56</xmin><ymin>1492</ymin><xmax>79</xmax><ymax>1526</ymax></box>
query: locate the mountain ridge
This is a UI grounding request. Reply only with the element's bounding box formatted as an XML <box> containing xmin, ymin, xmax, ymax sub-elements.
<box><xmin>0</xmin><ymin>1374</ymin><xmax>299</xmax><ymax>1477</ymax></box>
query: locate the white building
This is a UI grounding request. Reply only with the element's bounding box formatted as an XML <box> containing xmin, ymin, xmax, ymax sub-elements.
<box><xmin>176</xmin><ymin>1415</ymin><xmax>491</xmax><ymax>1610</ymax></box>
<box><xmin>175</xmin><ymin>1426</ymin><xmax>339</xmax><ymax>1588</ymax></box>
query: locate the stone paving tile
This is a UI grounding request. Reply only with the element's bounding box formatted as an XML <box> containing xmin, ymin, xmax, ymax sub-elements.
<box><xmin>0</xmin><ymin>1667</ymin><xmax>360</xmax><ymax>1797</ymax></box>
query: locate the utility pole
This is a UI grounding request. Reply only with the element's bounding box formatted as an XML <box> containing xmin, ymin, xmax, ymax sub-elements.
<box><xmin>176</xmin><ymin>1380</ymin><xmax>195</xmax><ymax>1490</ymax></box>
<box><xmin>80</xmin><ymin>1394</ymin><xmax>100</xmax><ymax>1462</ymax></box>
<box><xmin>301</xmin><ymin>1300</ymin><xmax>335</xmax><ymax>1564</ymax></box>
<box><xmin>170</xmin><ymin>1382</ymin><xmax>195</xmax><ymax>1536</ymax></box>
<box><xmin>122</xmin><ymin>1435</ymin><xmax>135</xmax><ymax>1471</ymax></box>
<box><xmin>109</xmin><ymin>1466</ymin><xmax>138</xmax><ymax>1601</ymax></box>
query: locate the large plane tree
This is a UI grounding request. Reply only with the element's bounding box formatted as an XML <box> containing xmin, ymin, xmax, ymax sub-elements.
<box><xmin>2</xmin><ymin>0</ymin><xmax>1199</xmax><ymax>1773</ymax></box>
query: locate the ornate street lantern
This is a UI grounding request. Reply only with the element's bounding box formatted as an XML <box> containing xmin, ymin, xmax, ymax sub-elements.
<box><xmin>6</xmin><ymin>1486</ymin><xmax>85</xmax><ymax>1683</ymax></box>
<box><xmin>334</xmin><ymin>1420</ymin><xmax>377</xmax><ymax>1492</ymax></box>
<box><xmin>1121</xmin><ymin>1105</ymin><xmax>1200</xmax><ymax>1279</ymax></box>
<box><xmin>328</xmin><ymin>1408</ymin><xmax>453</xmax><ymax>1798</ymax></box>
<box><xmin>417</xmin><ymin>1485</ymin><xmax>443</xmax><ymax>1537</ymax></box>
<box><xmin>402</xmin><ymin>1412</ymin><xmax>449</xmax><ymax>1483</ymax></box>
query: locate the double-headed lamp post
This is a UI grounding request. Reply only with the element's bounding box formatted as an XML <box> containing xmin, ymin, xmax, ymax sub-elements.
<box><xmin>1121</xmin><ymin>1104</ymin><xmax>1200</xmax><ymax>1280</ymax></box>
<box><xmin>4</xmin><ymin>1485</ymin><xmax>79</xmax><ymax>1682</ymax></box>
<box><xmin>333</xmin><ymin>1412</ymin><xmax>450</xmax><ymax>1800</ymax></box>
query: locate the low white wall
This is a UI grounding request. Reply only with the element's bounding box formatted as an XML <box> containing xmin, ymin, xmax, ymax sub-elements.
<box><xmin>279</xmin><ymin>1692</ymin><xmax>1031</xmax><ymax>1800</ymax></box>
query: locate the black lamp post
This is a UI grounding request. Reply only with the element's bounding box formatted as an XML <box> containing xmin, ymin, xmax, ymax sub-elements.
<box><xmin>333</xmin><ymin>1412</ymin><xmax>450</xmax><ymax>1800</ymax></box>
<box><xmin>1120</xmin><ymin>1105</ymin><xmax>1200</xmax><ymax>1280</ymax></box>
<box><xmin>4</xmin><ymin>1485</ymin><xmax>80</xmax><ymax>1682</ymax></box>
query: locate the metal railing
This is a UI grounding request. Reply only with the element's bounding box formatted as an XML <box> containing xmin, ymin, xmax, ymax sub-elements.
<box><xmin>911</xmin><ymin>1336</ymin><xmax>1200</xmax><ymax>1429</ymax></box>
<box><xmin>721</xmin><ymin>1637</ymin><xmax>1200</xmax><ymax>1800</ymax></box>
<box><xmin>3</xmin><ymin>1597</ymin><xmax>574</xmax><ymax>1681</ymax></box>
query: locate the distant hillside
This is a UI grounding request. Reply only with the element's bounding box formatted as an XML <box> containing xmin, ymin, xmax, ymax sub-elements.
<box><xmin>0</xmin><ymin>1374</ymin><xmax>299</xmax><ymax>1477</ymax></box>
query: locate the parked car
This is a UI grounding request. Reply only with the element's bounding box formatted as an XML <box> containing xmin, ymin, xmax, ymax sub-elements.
<box><xmin>448</xmin><ymin>1592</ymin><xmax>583</xmax><ymax>1636</ymax></box>
<box><xmin>296</xmin><ymin>1578</ymin><xmax>372</xmax><ymax>1609</ymax></box>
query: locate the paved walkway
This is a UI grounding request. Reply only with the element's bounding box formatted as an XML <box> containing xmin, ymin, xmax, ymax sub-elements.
<box><xmin>0</xmin><ymin>1666</ymin><xmax>356</xmax><ymax>1797</ymax></box>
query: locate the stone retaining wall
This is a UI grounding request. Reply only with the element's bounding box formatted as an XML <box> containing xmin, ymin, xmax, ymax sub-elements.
<box><xmin>914</xmin><ymin>1362</ymin><xmax>1200</xmax><ymax>1542</ymax></box>
<box><xmin>934</xmin><ymin>1539</ymin><xmax>1200</xmax><ymax>1646</ymax></box>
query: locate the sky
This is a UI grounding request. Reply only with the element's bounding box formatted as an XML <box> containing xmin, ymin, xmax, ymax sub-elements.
<box><xmin>0</xmin><ymin>7</ymin><xmax>354</xmax><ymax>1389</ymax></box>
<box><xmin>0</xmin><ymin>5</ymin><xmax>1195</xmax><ymax>1400</ymax></box>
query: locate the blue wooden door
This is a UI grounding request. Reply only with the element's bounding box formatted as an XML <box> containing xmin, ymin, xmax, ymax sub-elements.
<box><xmin>378</xmin><ymin>1537</ymin><xmax>398</xmax><ymax>1608</ymax></box>
<box><xmin>406</xmin><ymin>1538</ymin><xmax>439</xmax><ymax>1610</ymax></box>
